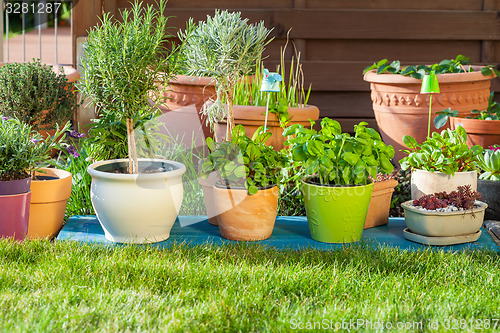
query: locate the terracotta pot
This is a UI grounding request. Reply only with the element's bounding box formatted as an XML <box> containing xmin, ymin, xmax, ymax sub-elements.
<box><xmin>363</xmin><ymin>68</ymin><xmax>495</xmax><ymax>163</ymax></box>
<box><xmin>27</xmin><ymin>168</ymin><xmax>72</xmax><ymax>239</ymax></box>
<box><xmin>411</xmin><ymin>169</ymin><xmax>477</xmax><ymax>200</ymax></box>
<box><xmin>450</xmin><ymin>116</ymin><xmax>500</xmax><ymax>148</ymax></box>
<box><xmin>213</xmin><ymin>185</ymin><xmax>278</xmax><ymax>241</ymax></box>
<box><xmin>364</xmin><ymin>178</ymin><xmax>398</xmax><ymax>229</ymax></box>
<box><xmin>402</xmin><ymin>200</ymin><xmax>487</xmax><ymax>237</ymax></box>
<box><xmin>0</xmin><ymin>177</ymin><xmax>31</xmax><ymax>195</ymax></box>
<box><xmin>197</xmin><ymin>159</ymin><xmax>219</xmax><ymax>226</ymax></box>
<box><xmin>215</xmin><ymin>105</ymin><xmax>320</xmax><ymax>150</ymax></box>
<box><xmin>0</xmin><ymin>192</ymin><xmax>31</xmax><ymax>241</ymax></box>
<box><xmin>478</xmin><ymin>179</ymin><xmax>500</xmax><ymax>221</ymax></box>
<box><xmin>160</xmin><ymin>75</ymin><xmax>216</xmax><ymax>140</ymax></box>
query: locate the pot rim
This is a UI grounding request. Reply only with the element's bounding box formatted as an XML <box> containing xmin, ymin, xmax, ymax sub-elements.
<box><xmin>214</xmin><ymin>182</ymin><xmax>277</xmax><ymax>191</ymax></box>
<box><xmin>363</xmin><ymin>66</ymin><xmax>495</xmax><ymax>84</ymax></box>
<box><xmin>168</xmin><ymin>74</ymin><xmax>215</xmax><ymax>86</ymax></box>
<box><xmin>411</xmin><ymin>169</ymin><xmax>477</xmax><ymax>176</ymax></box>
<box><xmin>33</xmin><ymin>167</ymin><xmax>72</xmax><ymax>181</ymax></box>
<box><xmin>401</xmin><ymin>200</ymin><xmax>487</xmax><ymax>216</ymax></box>
<box><xmin>88</xmin><ymin>158</ymin><xmax>186</xmax><ymax>180</ymax></box>
<box><xmin>301</xmin><ymin>176</ymin><xmax>374</xmax><ymax>188</ymax></box>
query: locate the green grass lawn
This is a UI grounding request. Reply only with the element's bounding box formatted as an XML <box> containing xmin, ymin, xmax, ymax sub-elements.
<box><xmin>0</xmin><ymin>240</ymin><xmax>499</xmax><ymax>332</ymax></box>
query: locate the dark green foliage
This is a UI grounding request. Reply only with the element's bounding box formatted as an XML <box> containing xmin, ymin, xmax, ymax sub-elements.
<box><xmin>0</xmin><ymin>60</ymin><xmax>78</xmax><ymax>129</ymax></box>
<box><xmin>400</xmin><ymin>127</ymin><xmax>483</xmax><ymax>174</ymax></box>
<box><xmin>202</xmin><ymin>125</ymin><xmax>287</xmax><ymax>194</ymax></box>
<box><xmin>363</xmin><ymin>55</ymin><xmax>500</xmax><ymax>80</ymax></box>
<box><xmin>284</xmin><ymin>118</ymin><xmax>395</xmax><ymax>185</ymax></box>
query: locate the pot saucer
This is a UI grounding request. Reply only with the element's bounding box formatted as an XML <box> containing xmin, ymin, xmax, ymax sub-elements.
<box><xmin>403</xmin><ymin>228</ymin><xmax>481</xmax><ymax>246</ymax></box>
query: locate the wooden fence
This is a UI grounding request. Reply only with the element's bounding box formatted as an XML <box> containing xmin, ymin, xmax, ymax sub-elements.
<box><xmin>73</xmin><ymin>0</ymin><xmax>500</xmax><ymax>131</ymax></box>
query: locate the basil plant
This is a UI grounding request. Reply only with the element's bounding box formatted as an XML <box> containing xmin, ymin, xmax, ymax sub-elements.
<box><xmin>399</xmin><ymin>126</ymin><xmax>483</xmax><ymax>175</ymax></box>
<box><xmin>284</xmin><ymin>118</ymin><xmax>394</xmax><ymax>186</ymax></box>
<box><xmin>201</xmin><ymin>125</ymin><xmax>287</xmax><ymax>194</ymax></box>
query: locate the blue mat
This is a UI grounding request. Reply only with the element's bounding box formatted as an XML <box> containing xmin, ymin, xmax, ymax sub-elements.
<box><xmin>57</xmin><ymin>215</ymin><xmax>498</xmax><ymax>251</ymax></box>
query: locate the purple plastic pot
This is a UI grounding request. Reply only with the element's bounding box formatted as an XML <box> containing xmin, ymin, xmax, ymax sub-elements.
<box><xmin>0</xmin><ymin>177</ymin><xmax>31</xmax><ymax>195</ymax></box>
<box><xmin>0</xmin><ymin>192</ymin><xmax>31</xmax><ymax>240</ymax></box>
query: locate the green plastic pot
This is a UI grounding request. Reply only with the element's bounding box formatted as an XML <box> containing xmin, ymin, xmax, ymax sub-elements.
<box><xmin>301</xmin><ymin>177</ymin><xmax>374</xmax><ymax>243</ymax></box>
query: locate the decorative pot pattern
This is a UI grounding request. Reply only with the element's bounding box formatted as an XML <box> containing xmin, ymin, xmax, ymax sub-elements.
<box><xmin>212</xmin><ymin>185</ymin><xmax>278</xmax><ymax>241</ymax></box>
<box><xmin>301</xmin><ymin>178</ymin><xmax>374</xmax><ymax>243</ymax></box>
<box><xmin>363</xmin><ymin>68</ymin><xmax>495</xmax><ymax>162</ymax></box>
<box><xmin>411</xmin><ymin>169</ymin><xmax>477</xmax><ymax>200</ymax></box>
<box><xmin>28</xmin><ymin>168</ymin><xmax>72</xmax><ymax>239</ymax></box>
<box><xmin>160</xmin><ymin>75</ymin><xmax>216</xmax><ymax>140</ymax></box>
<box><xmin>450</xmin><ymin>117</ymin><xmax>500</xmax><ymax>149</ymax></box>
<box><xmin>402</xmin><ymin>200</ymin><xmax>487</xmax><ymax>237</ymax></box>
<box><xmin>87</xmin><ymin>159</ymin><xmax>186</xmax><ymax>244</ymax></box>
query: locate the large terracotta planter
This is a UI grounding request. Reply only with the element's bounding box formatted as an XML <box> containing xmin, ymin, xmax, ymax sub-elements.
<box><xmin>411</xmin><ymin>169</ymin><xmax>477</xmax><ymax>200</ymax></box>
<box><xmin>215</xmin><ymin>105</ymin><xmax>320</xmax><ymax>150</ymax></box>
<box><xmin>212</xmin><ymin>184</ymin><xmax>278</xmax><ymax>241</ymax></box>
<box><xmin>160</xmin><ymin>75</ymin><xmax>216</xmax><ymax>140</ymax></box>
<box><xmin>363</xmin><ymin>68</ymin><xmax>495</xmax><ymax>162</ymax></box>
<box><xmin>402</xmin><ymin>200</ymin><xmax>487</xmax><ymax>237</ymax></box>
<box><xmin>27</xmin><ymin>168</ymin><xmax>72</xmax><ymax>239</ymax></box>
<box><xmin>450</xmin><ymin>117</ymin><xmax>500</xmax><ymax>148</ymax></box>
<box><xmin>478</xmin><ymin>179</ymin><xmax>500</xmax><ymax>221</ymax></box>
<box><xmin>364</xmin><ymin>178</ymin><xmax>398</xmax><ymax>229</ymax></box>
<box><xmin>301</xmin><ymin>178</ymin><xmax>374</xmax><ymax>243</ymax></box>
<box><xmin>87</xmin><ymin>159</ymin><xmax>186</xmax><ymax>244</ymax></box>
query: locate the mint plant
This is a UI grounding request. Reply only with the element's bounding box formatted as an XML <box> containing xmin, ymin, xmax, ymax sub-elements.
<box><xmin>284</xmin><ymin>118</ymin><xmax>394</xmax><ymax>186</ymax></box>
<box><xmin>201</xmin><ymin>125</ymin><xmax>286</xmax><ymax>194</ymax></box>
<box><xmin>363</xmin><ymin>55</ymin><xmax>500</xmax><ymax>80</ymax></box>
<box><xmin>399</xmin><ymin>126</ymin><xmax>483</xmax><ymax>174</ymax></box>
<box><xmin>476</xmin><ymin>145</ymin><xmax>500</xmax><ymax>181</ymax></box>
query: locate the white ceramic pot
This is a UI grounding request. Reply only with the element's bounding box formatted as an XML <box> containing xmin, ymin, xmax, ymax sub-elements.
<box><xmin>411</xmin><ymin>169</ymin><xmax>477</xmax><ymax>200</ymax></box>
<box><xmin>87</xmin><ymin>159</ymin><xmax>186</xmax><ymax>244</ymax></box>
<box><xmin>402</xmin><ymin>200</ymin><xmax>487</xmax><ymax>237</ymax></box>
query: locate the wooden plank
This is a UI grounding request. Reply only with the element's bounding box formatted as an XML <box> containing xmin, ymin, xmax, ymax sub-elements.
<box><xmin>273</xmin><ymin>9</ymin><xmax>500</xmax><ymax>40</ymax></box>
<box><xmin>305</xmin><ymin>0</ymin><xmax>483</xmax><ymax>10</ymax></box>
<box><xmin>72</xmin><ymin>0</ymin><xmax>102</xmax><ymax>67</ymax></box>
<box><xmin>116</xmin><ymin>0</ymin><xmax>293</xmax><ymax>9</ymax></box>
<box><xmin>308</xmin><ymin>92</ymin><xmax>373</xmax><ymax>118</ymax></box>
<box><xmin>306</xmin><ymin>40</ymin><xmax>481</xmax><ymax>63</ymax></box>
<box><xmin>146</xmin><ymin>9</ymin><xmax>500</xmax><ymax>41</ymax></box>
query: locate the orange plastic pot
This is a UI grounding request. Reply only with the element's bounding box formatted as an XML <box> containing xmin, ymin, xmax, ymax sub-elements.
<box><xmin>450</xmin><ymin>116</ymin><xmax>500</xmax><ymax>148</ymax></box>
<box><xmin>364</xmin><ymin>179</ymin><xmax>398</xmax><ymax>229</ymax></box>
<box><xmin>28</xmin><ymin>168</ymin><xmax>72</xmax><ymax>239</ymax></box>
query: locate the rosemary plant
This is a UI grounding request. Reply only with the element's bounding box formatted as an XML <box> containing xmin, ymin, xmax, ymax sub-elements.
<box><xmin>179</xmin><ymin>10</ymin><xmax>272</xmax><ymax>140</ymax></box>
<box><xmin>78</xmin><ymin>0</ymin><xmax>175</xmax><ymax>173</ymax></box>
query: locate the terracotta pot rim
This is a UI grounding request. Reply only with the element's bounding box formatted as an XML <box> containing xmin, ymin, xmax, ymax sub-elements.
<box><xmin>373</xmin><ymin>178</ymin><xmax>398</xmax><ymax>191</ymax></box>
<box><xmin>232</xmin><ymin>104</ymin><xmax>320</xmax><ymax>122</ymax></box>
<box><xmin>402</xmin><ymin>200</ymin><xmax>487</xmax><ymax>216</ymax></box>
<box><xmin>33</xmin><ymin>168</ymin><xmax>72</xmax><ymax>181</ymax></box>
<box><xmin>214</xmin><ymin>183</ymin><xmax>277</xmax><ymax>191</ymax></box>
<box><xmin>363</xmin><ymin>66</ymin><xmax>495</xmax><ymax>84</ymax></box>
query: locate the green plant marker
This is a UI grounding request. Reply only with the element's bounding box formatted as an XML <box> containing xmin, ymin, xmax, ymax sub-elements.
<box><xmin>260</xmin><ymin>68</ymin><xmax>282</xmax><ymax>132</ymax></box>
<box><xmin>420</xmin><ymin>70</ymin><xmax>440</xmax><ymax>138</ymax></box>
